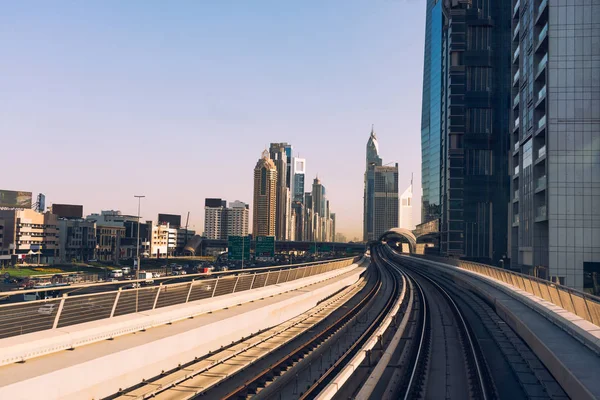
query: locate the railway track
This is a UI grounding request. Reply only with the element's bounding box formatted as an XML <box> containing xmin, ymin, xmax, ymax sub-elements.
<box><xmin>109</xmin><ymin>244</ymin><xmax>568</xmax><ymax>400</ymax></box>
<box><xmin>108</xmin><ymin>261</ymin><xmax>380</xmax><ymax>400</ymax></box>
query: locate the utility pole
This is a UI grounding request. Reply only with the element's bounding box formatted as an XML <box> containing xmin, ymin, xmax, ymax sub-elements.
<box><xmin>134</xmin><ymin>195</ymin><xmax>145</xmax><ymax>280</ymax></box>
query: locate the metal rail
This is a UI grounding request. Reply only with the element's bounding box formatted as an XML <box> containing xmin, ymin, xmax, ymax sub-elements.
<box><xmin>403</xmin><ymin>271</ymin><xmax>427</xmax><ymax>400</ymax></box>
<box><xmin>219</xmin><ymin>262</ymin><xmax>382</xmax><ymax>399</ymax></box>
<box><xmin>0</xmin><ymin>257</ymin><xmax>358</xmax><ymax>340</ymax></box>
<box><xmin>413</xmin><ymin>254</ymin><xmax>600</xmax><ymax>327</ymax></box>
<box><xmin>308</xmin><ymin>247</ymin><xmax>406</xmax><ymax>400</ymax></box>
<box><xmin>110</xmin><ymin>277</ymin><xmax>368</xmax><ymax>400</ymax></box>
<box><xmin>401</xmin><ymin>258</ymin><xmax>489</xmax><ymax>400</ymax></box>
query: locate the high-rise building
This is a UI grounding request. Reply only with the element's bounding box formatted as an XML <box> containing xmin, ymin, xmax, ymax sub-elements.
<box><xmin>510</xmin><ymin>0</ymin><xmax>600</xmax><ymax>289</ymax></box>
<box><xmin>439</xmin><ymin>0</ymin><xmax>511</xmax><ymax>264</ymax></box>
<box><xmin>290</xmin><ymin>157</ymin><xmax>306</xmax><ymax>240</ymax></box>
<box><xmin>227</xmin><ymin>200</ymin><xmax>249</xmax><ymax>237</ymax></box>
<box><xmin>400</xmin><ymin>178</ymin><xmax>414</xmax><ymax>231</ymax></box>
<box><xmin>420</xmin><ymin>0</ymin><xmax>443</xmax><ymax>224</ymax></box>
<box><xmin>204</xmin><ymin>198</ymin><xmax>227</xmax><ymax>240</ymax></box>
<box><xmin>269</xmin><ymin>143</ymin><xmax>290</xmax><ymax>240</ymax></box>
<box><xmin>291</xmin><ymin>157</ymin><xmax>306</xmax><ymax>203</ymax></box>
<box><xmin>373</xmin><ymin>165</ymin><xmax>399</xmax><ymax>239</ymax></box>
<box><xmin>304</xmin><ymin>192</ymin><xmax>313</xmax><ymax>241</ymax></box>
<box><xmin>253</xmin><ymin>150</ymin><xmax>277</xmax><ymax>237</ymax></box>
<box><xmin>364</xmin><ymin>126</ymin><xmax>398</xmax><ymax>241</ymax></box>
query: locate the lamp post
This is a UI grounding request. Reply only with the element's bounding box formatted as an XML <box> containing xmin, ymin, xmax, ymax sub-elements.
<box><xmin>134</xmin><ymin>196</ymin><xmax>145</xmax><ymax>280</ymax></box>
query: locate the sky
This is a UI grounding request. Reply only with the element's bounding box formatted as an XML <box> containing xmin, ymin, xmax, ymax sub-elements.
<box><xmin>1</xmin><ymin>0</ymin><xmax>426</xmax><ymax>240</ymax></box>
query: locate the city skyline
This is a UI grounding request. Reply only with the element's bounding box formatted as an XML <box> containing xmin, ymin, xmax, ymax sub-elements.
<box><xmin>1</xmin><ymin>1</ymin><xmax>425</xmax><ymax>240</ymax></box>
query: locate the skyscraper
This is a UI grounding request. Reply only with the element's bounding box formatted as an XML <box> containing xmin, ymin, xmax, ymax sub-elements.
<box><xmin>364</xmin><ymin>126</ymin><xmax>398</xmax><ymax>241</ymax></box>
<box><xmin>439</xmin><ymin>0</ymin><xmax>511</xmax><ymax>264</ymax></box>
<box><xmin>253</xmin><ymin>150</ymin><xmax>277</xmax><ymax>237</ymax></box>
<box><xmin>400</xmin><ymin>177</ymin><xmax>414</xmax><ymax>231</ymax></box>
<box><xmin>373</xmin><ymin>165</ymin><xmax>399</xmax><ymax>239</ymax></box>
<box><xmin>269</xmin><ymin>143</ymin><xmax>291</xmax><ymax>241</ymax></box>
<box><xmin>290</xmin><ymin>157</ymin><xmax>306</xmax><ymax>240</ymax></box>
<box><xmin>420</xmin><ymin>0</ymin><xmax>443</xmax><ymax>224</ymax></box>
<box><xmin>510</xmin><ymin>0</ymin><xmax>600</xmax><ymax>289</ymax></box>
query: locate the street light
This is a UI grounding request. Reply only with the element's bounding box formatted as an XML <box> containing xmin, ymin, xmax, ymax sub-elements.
<box><xmin>134</xmin><ymin>196</ymin><xmax>145</xmax><ymax>279</ymax></box>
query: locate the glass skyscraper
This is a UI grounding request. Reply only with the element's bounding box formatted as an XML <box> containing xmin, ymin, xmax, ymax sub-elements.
<box><xmin>438</xmin><ymin>0</ymin><xmax>511</xmax><ymax>264</ymax></box>
<box><xmin>420</xmin><ymin>0</ymin><xmax>443</xmax><ymax>224</ymax></box>
<box><xmin>510</xmin><ymin>0</ymin><xmax>600</xmax><ymax>289</ymax></box>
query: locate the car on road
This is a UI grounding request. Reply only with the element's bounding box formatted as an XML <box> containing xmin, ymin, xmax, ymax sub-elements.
<box><xmin>110</xmin><ymin>270</ymin><xmax>123</xmax><ymax>278</ymax></box>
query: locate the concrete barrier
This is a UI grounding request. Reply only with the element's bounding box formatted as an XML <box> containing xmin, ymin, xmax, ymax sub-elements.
<box><xmin>403</xmin><ymin>255</ymin><xmax>600</xmax><ymax>400</ymax></box>
<box><xmin>0</xmin><ymin>260</ymin><xmax>367</xmax><ymax>400</ymax></box>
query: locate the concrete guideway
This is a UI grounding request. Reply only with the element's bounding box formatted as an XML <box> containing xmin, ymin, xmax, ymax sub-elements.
<box><xmin>400</xmin><ymin>254</ymin><xmax>600</xmax><ymax>400</ymax></box>
<box><xmin>111</xmin><ymin>275</ymin><xmax>368</xmax><ymax>399</ymax></box>
<box><xmin>0</xmin><ymin>258</ymin><xmax>368</xmax><ymax>400</ymax></box>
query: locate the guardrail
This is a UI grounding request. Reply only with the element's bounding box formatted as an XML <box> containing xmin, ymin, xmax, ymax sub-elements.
<box><xmin>414</xmin><ymin>255</ymin><xmax>600</xmax><ymax>327</ymax></box>
<box><xmin>0</xmin><ymin>257</ymin><xmax>359</xmax><ymax>340</ymax></box>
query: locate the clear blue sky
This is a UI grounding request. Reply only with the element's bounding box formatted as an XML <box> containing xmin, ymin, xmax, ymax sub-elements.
<box><xmin>1</xmin><ymin>0</ymin><xmax>425</xmax><ymax>240</ymax></box>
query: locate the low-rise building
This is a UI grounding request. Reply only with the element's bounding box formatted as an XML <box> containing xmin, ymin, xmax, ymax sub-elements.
<box><xmin>96</xmin><ymin>224</ymin><xmax>125</xmax><ymax>262</ymax></box>
<box><xmin>58</xmin><ymin>219</ymin><xmax>97</xmax><ymax>263</ymax></box>
<box><xmin>0</xmin><ymin>209</ymin><xmax>59</xmax><ymax>264</ymax></box>
<box><xmin>150</xmin><ymin>223</ymin><xmax>177</xmax><ymax>258</ymax></box>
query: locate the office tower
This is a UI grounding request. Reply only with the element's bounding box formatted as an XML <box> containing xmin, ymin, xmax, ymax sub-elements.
<box><xmin>304</xmin><ymin>193</ymin><xmax>313</xmax><ymax>241</ymax></box>
<box><xmin>439</xmin><ymin>0</ymin><xmax>511</xmax><ymax>263</ymax></box>
<box><xmin>291</xmin><ymin>158</ymin><xmax>306</xmax><ymax>202</ymax></box>
<box><xmin>400</xmin><ymin>177</ymin><xmax>414</xmax><ymax>230</ymax></box>
<box><xmin>364</xmin><ymin>126</ymin><xmax>398</xmax><ymax>241</ymax></box>
<box><xmin>253</xmin><ymin>150</ymin><xmax>277</xmax><ymax>237</ymax></box>
<box><xmin>510</xmin><ymin>0</ymin><xmax>600</xmax><ymax>289</ymax></box>
<box><xmin>204</xmin><ymin>198</ymin><xmax>227</xmax><ymax>240</ymax></box>
<box><xmin>269</xmin><ymin>143</ymin><xmax>291</xmax><ymax>240</ymax></box>
<box><xmin>420</xmin><ymin>0</ymin><xmax>443</xmax><ymax>224</ymax></box>
<box><xmin>331</xmin><ymin>213</ymin><xmax>336</xmax><ymax>242</ymax></box>
<box><xmin>373</xmin><ymin>165</ymin><xmax>399</xmax><ymax>239</ymax></box>
<box><xmin>226</xmin><ymin>200</ymin><xmax>249</xmax><ymax>237</ymax></box>
<box><xmin>290</xmin><ymin>157</ymin><xmax>306</xmax><ymax>240</ymax></box>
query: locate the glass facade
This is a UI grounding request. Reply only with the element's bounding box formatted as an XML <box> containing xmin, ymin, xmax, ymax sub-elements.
<box><xmin>420</xmin><ymin>0</ymin><xmax>443</xmax><ymax>224</ymax></box>
<box><xmin>439</xmin><ymin>0</ymin><xmax>511</xmax><ymax>264</ymax></box>
<box><xmin>511</xmin><ymin>0</ymin><xmax>600</xmax><ymax>289</ymax></box>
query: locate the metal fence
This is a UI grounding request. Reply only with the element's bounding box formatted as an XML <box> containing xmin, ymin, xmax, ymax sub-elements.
<box><xmin>416</xmin><ymin>255</ymin><xmax>600</xmax><ymax>327</ymax></box>
<box><xmin>0</xmin><ymin>257</ymin><xmax>358</xmax><ymax>340</ymax></box>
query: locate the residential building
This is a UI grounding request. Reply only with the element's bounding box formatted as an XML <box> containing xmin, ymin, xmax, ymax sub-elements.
<box><xmin>226</xmin><ymin>200</ymin><xmax>249</xmax><ymax>237</ymax></box>
<box><xmin>510</xmin><ymin>0</ymin><xmax>600</xmax><ymax>289</ymax></box>
<box><xmin>148</xmin><ymin>222</ymin><xmax>177</xmax><ymax>258</ymax></box>
<box><xmin>253</xmin><ymin>150</ymin><xmax>277</xmax><ymax>237</ymax></box>
<box><xmin>420</xmin><ymin>0</ymin><xmax>443</xmax><ymax>225</ymax></box>
<box><xmin>400</xmin><ymin>178</ymin><xmax>414</xmax><ymax>231</ymax></box>
<box><xmin>270</xmin><ymin>143</ymin><xmax>290</xmax><ymax>240</ymax></box>
<box><xmin>439</xmin><ymin>0</ymin><xmax>511</xmax><ymax>264</ymax></box>
<box><xmin>204</xmin><ymin>198</ymin><xmax>227</xmax><ymax>240</ymax></box>
<box><xmin>0</xmin><ymin>209</ymin><xmax>59</xmax><ymax>264</ymax></box>
<box><xmin>58</xmin><ymin>219</ymin><xmax>97</xmax><ymax>262</ymax></box>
